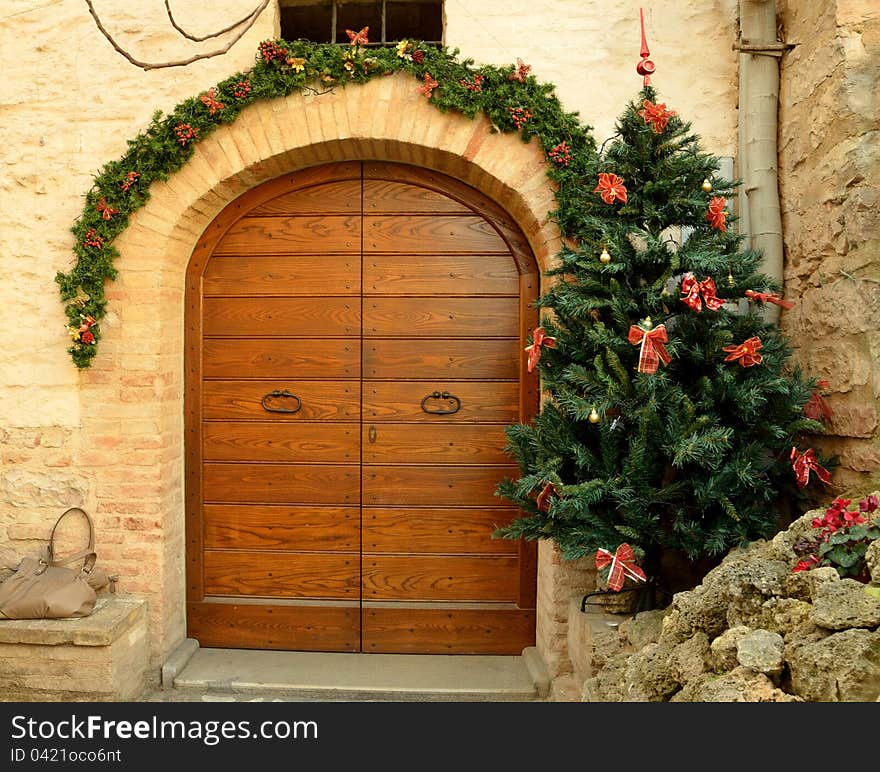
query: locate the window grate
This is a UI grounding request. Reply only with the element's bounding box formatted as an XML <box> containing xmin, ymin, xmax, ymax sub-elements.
<box><xmin>279</xmin><ymin>0</ymin><xmax>443</xmax><ymax>46</ymax></box>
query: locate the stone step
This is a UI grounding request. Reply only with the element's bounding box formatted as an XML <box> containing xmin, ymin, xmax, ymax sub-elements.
<box><xmin>172</xmin><ymin>647</ymin><xmax>542</xmax><ymax>702</ymax></box>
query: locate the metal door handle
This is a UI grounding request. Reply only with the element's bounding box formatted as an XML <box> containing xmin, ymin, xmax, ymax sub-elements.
<box><xmin>261</xmin><ymin>389</ymin><xmax>302</xmax><ymax>414</ymax></box>
<box><xmin>420</xmin><ymin>391</ymin><xmax>461</xmax><ymax>415</ymax></box>
<box><xmin>368</xmin><ymin>426</ymin><xmax>377</xmax><ymax>443</ymax></box>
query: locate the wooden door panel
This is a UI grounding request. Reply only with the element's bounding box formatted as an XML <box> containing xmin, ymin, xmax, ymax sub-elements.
<box><xmin>214</xmin><ymin>216</ymin><xmax>361</xmax><ymax>254</ymax></box>
<box><xmin>204</xmin><ymin>297</ymin><xmax>360</xmax><ymax>337</ymax></box>
<box><xmin>364</xmin><ymin>215</ymin><xmax>506</xmax><ymax>253</ymax></box>
<box><xmin>362</xmin><ymin>606</ymin><xmax>535</xmax><ymax>654</ymax></box>
<box><xmin>363</xmin><ymin>465</ymin><xmax>518</xmax><ymax>506</ymax></box>
<box><xmin>204</xmin><ymin>463</ymin><xmax>360</xmax><ymax>504</ymax></box>
<box><xmin>361</xmin><ymin>555</ymin><xmax>519</xmax><ymax>601</ymax></box>
<box><xmin>204</xmin><ymin>256</ymin><xmax>360</xmax><ymax>296</ymax></box>
<box><xmin>362</xmin><ymin>424</ymin><xmax>511</xmax><ymax>464</ymax></box>
<box><xmin>363</xmin><ymin>339</ymin><xmax>519</xmax><ymax>380</ymax></box>
<box><xmin>203</xmin><ymin>380</ymin><xmax>359</xmax><ymax>421</ymax></box>
<box><xmin>188</xmin><ymin>601</ymin><xmax>359</xmax><ymax>652</ymax></box>
<box><xmin>364</xmin><ymin>255</ymin><xmax>518</xmax><ymax>295</ymax></box>
<box><xmin>251</xmin><ymin>181</ymin><xmax>361</xmax><ymax>215</ymax></box>
<box><xmin>205</xmin><ymin>551</ymin><xmax>359</xmax><ymax>598</ymax></box>
<box><xmin>363</xmin><ymin>381</ymin><xmax>519</xmax><ymax>423</ymax></box>
<box><xmin>204</xmin><ymin>505</ymin><xmax>359</xmax><ymax>550</ymax></box>
<box><xmin>203</xmin><ymin>339</ymin><xmax>360</xmax><ymax>379</ymax></box>
<box><xmin>203</xmin><ymin>422</ymin><xmax>359</xmax><ymax>463</ymax></box>
<box><xmin>363</xmin><ymin>297</ymin><xmax>518</xmax><ymax>338</ymax></box>
<box><xmin>362</xmin><ymin>508</ymin><xmax>519</xmax><ymax>554</ymax></box>
<box><xmin>363</xmin><ymin>180</ymin><xmax>471</xmax><ymax>214</ymax></box>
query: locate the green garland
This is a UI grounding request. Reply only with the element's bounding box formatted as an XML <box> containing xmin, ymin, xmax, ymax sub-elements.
<box><xmin>57</xmin><ymin>38</ymin><xmax>595</xmax><ymax>368</ymax></box>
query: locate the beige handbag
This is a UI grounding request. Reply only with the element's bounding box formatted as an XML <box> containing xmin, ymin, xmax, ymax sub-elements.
<box><xmin>0</xmin><ymin>507</ymin><xmax>115</xmax><ymax>620</ymax></box>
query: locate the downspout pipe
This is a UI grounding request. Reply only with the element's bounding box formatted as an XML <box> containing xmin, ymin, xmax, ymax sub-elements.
<box><xmin>737</xmin><ymin>0</ymin><xmax>791</xmax><ymax>323</ymax></box>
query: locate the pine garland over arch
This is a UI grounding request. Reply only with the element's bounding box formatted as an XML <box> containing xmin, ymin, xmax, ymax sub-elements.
<box><xmin>56</xmin><ymin>39</ymin><xmax>594</xmax><ymax>368</ymax></box>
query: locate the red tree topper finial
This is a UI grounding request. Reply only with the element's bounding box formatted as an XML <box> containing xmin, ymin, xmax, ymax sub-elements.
<box><xmin>637</xmin><ymin>7</ymin><xmax>656</xmax><ymax>86</ymax></box>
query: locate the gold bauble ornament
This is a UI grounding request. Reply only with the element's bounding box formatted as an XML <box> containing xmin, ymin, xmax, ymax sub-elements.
<box><xmin>588</xmin><ymin>407</ymin><xmax>601</xmax><ymax>424</ymax></box>
<box><xmin>599</xmin><ymin>247</ymin><xmax>612</xmax><ymax>264</ymax></box>
<box><xmin>701</xmin><ymin>178</ymin><xmax>713</xmax><ymax>193</ymax></box>
<box><xmin>727</xmin><ymin>271</ymin><xmax>735</xmax><ymax>287</ymax></box>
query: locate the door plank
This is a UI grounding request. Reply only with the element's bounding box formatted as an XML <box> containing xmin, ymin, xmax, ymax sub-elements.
<box><xmin>363</xmin><ymin>297</ymin><xmax>518</xmax><ymax>338</ymax></box>
<box><xmin>203</xmin><ymin>381</ymin><xmax>360</xmax><ymax>421</ymax></box>
<box><xmin>205</xmin><ymin>550</ymin><xmax>359</xmax><ymax>598</ymax></box>
<box><xmin>204</xmin><ymin>505</ymin><xmax>359</xmax><ymax>551</ymax></box>
<box><xmin>364</xmin><ymin>255</ymin><xmax>518</xmax><ymax>295</ymax></box>
<box><xmin>361</xmin><ymin>555</ymin><xmax>519</xmax><ymax>601</ymax></box>
<box><xmin>362</xmin><ymin>180</ymin><xmax>471</xmax><ymax>214</ymax></box>
<box><xmin>203</xmin><ymin>339</ymin><xmax>360</xmax><ymax>379</ymax></box>
<box><xmin>204</xmin><ymin>297</ymin><xmax>360</xmax><ymax>337</ymax></box>
<box><xmin>188</xmin><ymin>601</ymin><xmax>360</xmax><ymax>652</ymax></box>
<box><xmin>250</xmin><ymin>180</ymin><xmax>361</xmax><ymax>215</ymax></box>
<box><xmin>362</xmin><ymin>508</ymin><xmax>519</xmax><ymax>554</ymax></box>
<box><xmin>362</xmin><ymin>465</ymin><xmax>518</xmax><ymax>506</ymax></box>
<box><xmin>214</xmin><ymin>216</ymin><xmax>361</xmax><ymax>254</ymax></box>
<box><xmin>364</xmin><ymin>215</ymin><xmax>506</xmax><ymax>253</ymax></box>
<box><xmin>203</xmin><ymin>256</ymin><xmax>360</xmax><ymax>296</ymax></box>
<box><xmin>362</xmin><ymin>424</ymin><xmax>511</xmax><ymax>464</ymax></box>
<box><xmin>204</xmin><ymin>463</ymin><xmax>360</xmax><ymax>504</ymax></box>
<box><xmin>362</xmin><ymin>606</ymin><xmax>535</xmax><ymax>654</ymax></box>
<box><xmin>363</xmin><ymin>381</ymin><xmax>519</xmax><ymax>423</ymax></box>
<box><xmin>204</xmin><ymin>422</ymin><xmax>359</xmax><ymax>463</ymax></box>
<box><xmin>363</xmin><ymin>339</ymin><xmax>519</xmax><ymax>380</ymax></box>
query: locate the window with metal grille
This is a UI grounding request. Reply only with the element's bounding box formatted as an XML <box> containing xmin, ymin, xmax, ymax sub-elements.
<box><xmin>279</xmin><ymin>0</ymin><xmax>443</xmax><ymax>45</ymax></box>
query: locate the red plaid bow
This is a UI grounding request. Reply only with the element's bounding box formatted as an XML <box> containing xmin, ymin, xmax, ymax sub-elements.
<box><xmin>791</xmin><ymin>447</ymin><xmax>831</xmax><ymax>488</ymax></box>
<box><xmin>628</xmin><ymin>323</ymin><xmax>671</xmax><ymax>374</ymax></box>
<box><xmin>744</xmin><ymin>290</ymin><xmax>795</xmax><ymax>310</ymax></box>
<box><xmin>536</xmin><ymin>482</ymin><xmax>559</xmax><ymax>513</ymax></box>
<box><xmin>707</xmin><ymin>196</ymin><xmax>727</xmax><ymax>232</ymax></box>
<box><xmin>595</xmin><ymin>543</ymin><xmax>647</xmax><ymax>592</ymax></box>
<box><xmin>680</xmin><ymin>273</ymin><xmax>725</xmax><ymax>312</ymax></box>
<box><xmin>525</xmin><ymin>326</ymin><xmax>557</xmax><ymax>373</ymax></box>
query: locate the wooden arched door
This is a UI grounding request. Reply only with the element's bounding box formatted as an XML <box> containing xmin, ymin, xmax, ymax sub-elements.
<box><xmin>185</xmin><ymin>161</ymin><xmax>538</xmax><ymax>654</ymax></box>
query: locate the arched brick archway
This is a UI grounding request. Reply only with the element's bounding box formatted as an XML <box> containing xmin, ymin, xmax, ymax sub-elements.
<box><xmin>82</xmin><ymin>72</ymin><xmax>592</xmax><ymax>674</ymax></box>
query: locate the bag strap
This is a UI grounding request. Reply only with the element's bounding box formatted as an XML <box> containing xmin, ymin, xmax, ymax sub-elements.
<box><xmin>45</xmin><ymin>507</ymin><xmax>96</xmax><ymax>572</ymax></box>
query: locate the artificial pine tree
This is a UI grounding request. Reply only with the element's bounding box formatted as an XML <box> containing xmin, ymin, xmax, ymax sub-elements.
<box><xmin>496</xmin><ymin>83</ymin><xmax>826</xmax><ymax>586</ymax></box>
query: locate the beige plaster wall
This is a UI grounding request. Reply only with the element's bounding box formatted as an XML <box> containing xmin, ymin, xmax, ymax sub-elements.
<box><xmin>0</xmin><ymin>0</ymin><xmax>740</xmax><ymax>667</ymax></box>
<box><xmin>777</xmin><ymin>0</ymin><xmax>880</xmax><ymax>491</ymax></box>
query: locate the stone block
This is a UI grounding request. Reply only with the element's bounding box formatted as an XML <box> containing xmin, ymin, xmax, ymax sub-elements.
<box><xmin>0</xmin><ymin>598</ymin><xmax>149</xmax><ymax>701</ymax></box>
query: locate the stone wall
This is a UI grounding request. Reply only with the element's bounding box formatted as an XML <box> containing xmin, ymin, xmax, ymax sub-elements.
<box><xmin>778</xmin><ymin>0</ymin><xmax>880</xmax><ymax>491</ymax></box>
<box><xmin>0</xmin><ymin>0</ymin><xmax>737</xmax><ymax>667</ymax></box>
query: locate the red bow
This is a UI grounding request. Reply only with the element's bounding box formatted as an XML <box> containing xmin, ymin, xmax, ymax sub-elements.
<box><xmin>594</xmin><ymin>173</ymin><xmax>628</xmax><ymax>204</ymax></box>
<box><xmin>804</xmin><ymin>379</ymin><xmax>833</xmax><ymax>422</ymax></box>
<box><xmin>744</xmin><ymin>290</ymin><xmax>795</xmax><ymax>310</ymax></box>
<box><xmin>707</xmin><ymin>196</ymin><xmax>727</xmax><ymax>232</ymax></box>
<box><xmin>536</xmin><ymin>482</ymin><xmax>559</xmax><ymax>512</ymax></box>
<box><xmin>416</xmin><ymin>72</ymin><xmax>438</xmax><ymax>97</ymax></box>
<box><xmin>96</xmin><ymin>197</ymin><xmax>118</xmax><ymax>221</ymax></box>
<box><xmin>638</xmin><ymin>98</ymin><xmax>675</xmax><ymax>133</ymax></box>
<box><xmin>791</xmin><ymin>447</ymin><xmax>831</xmax><ymax>488</ymax></box>
<box><xmin>628</xmin><ymin>323</ymin><xmax>671</xmax><ymax>374</ymax></box>
<box><xmin>680</xmin><ymin>273</ymin><xmax>725</xmax><ymax>312</ymax></box>
<box><xmin>346</xmin><ymin>26</ymin><xmax>369</xmax><ymax>46</ymax></box>
<box><xmin>723</xmin><ymin>336</ymin><xmax>763</xmax><ymax>367</ymax></box>
<box><xmin>595</xmin><ymin>543</ymin><xmax>647</xmax><ymax>592</ymax></box>
<box><xmin>508</xmin><ymin>58</ymin><xmax>531</xmax><ymax>82</ymax></box>
<box><xmin>199</xmin><ymin>87</ymin><xmax>225</xmax><ymax>116</ymax></box>
<box><xmin>525</xmin><ymin>326</ymin><xmax>557</xmax><ymax>373</ymax></box>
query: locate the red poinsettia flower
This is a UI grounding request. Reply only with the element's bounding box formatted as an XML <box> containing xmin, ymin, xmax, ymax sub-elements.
<box><xmin>707</xmin><ymin>196</ymin><xmax>727</xmax><ymax>231</ymax></box>
<box><xmin>638</xmin><ymin>98</ymin><xmax>676</xmax><ymax>133</ymax></box>
<box><xmin>594</xmin><ymin>173</ymin><xmax>627</xmax><ymax>204</ymax></box>
<box><xmin>508</xmin><ymin>58</ymin><xmax>531</xmax><ymax>82</ymax></box>
<box><xmin>722</xmin><ymin>336</ymin><xmax>763</xmax><ymax>367</ymax></box>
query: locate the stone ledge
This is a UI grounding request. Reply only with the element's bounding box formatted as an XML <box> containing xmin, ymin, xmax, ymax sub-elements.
<box><xmin>0</xmin><ymin>597</ymin><xmax>145</xmax><ymax>647</ymax></box>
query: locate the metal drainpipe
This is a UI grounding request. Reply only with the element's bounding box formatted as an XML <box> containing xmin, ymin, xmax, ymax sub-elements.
<box><xmin>737</xmin><ymin>0</ymin><xmax>792</xmax><ymax>323</ymax></box>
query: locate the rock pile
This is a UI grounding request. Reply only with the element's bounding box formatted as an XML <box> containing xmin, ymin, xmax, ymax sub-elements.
<box><xmin>582</xmin><ymin>494</ymin><xmax>880</xmax><ymax>702</ymax></box>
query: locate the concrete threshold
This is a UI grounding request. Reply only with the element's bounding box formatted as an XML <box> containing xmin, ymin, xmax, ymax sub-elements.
<box><xmin>173</xmin><ymin>648</ymin><xmax>540</xmax><ymax>702</ymax></box>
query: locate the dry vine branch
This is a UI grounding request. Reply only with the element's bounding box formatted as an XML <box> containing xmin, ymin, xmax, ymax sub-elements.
<box><xmin>84</xmin><ymin>0</ymin><xmax>269</xmax><ymax>70</ymax></box>
<box><xmin>164</xmin><ymin>0</ymin><xmax>266</xmax><ymax>42</ymax></box>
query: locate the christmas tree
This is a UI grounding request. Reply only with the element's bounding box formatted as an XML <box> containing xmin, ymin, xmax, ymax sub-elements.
<box><xmin>496</xmin><ymin>73</ymin><xmax>828</xmax><ymax>583</ymax></box>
